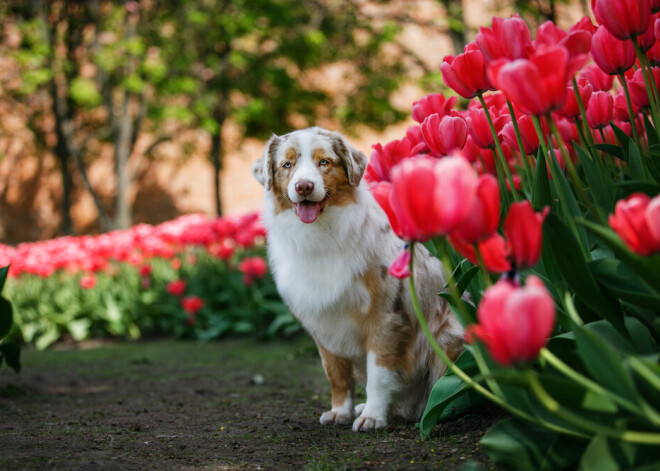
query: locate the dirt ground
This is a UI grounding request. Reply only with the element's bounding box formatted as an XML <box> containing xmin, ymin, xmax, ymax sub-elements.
<box><xmin>0</xmin><ymin>336</ymin><xmax>503</xmax><ymax>470</ymax></box>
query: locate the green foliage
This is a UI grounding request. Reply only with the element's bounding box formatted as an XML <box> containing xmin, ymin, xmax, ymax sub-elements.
<box><xmin>8</xmin><ymin>249</ymin><xmax>300</xmax><ymax>350</ymax></box>
<box><xmin>0</xmin><ymin>265</ymin><xmax>21</xmax><ymax>373</ymax></box>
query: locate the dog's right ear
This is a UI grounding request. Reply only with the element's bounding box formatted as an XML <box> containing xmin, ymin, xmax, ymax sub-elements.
<box><xmin>252</xmin><ymin>134</ymin><xmax>281</xmax><ymax>190</ymax></box>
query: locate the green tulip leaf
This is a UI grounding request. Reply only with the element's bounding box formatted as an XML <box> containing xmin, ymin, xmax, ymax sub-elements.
<box><xmin>543</xmin><ymin>214</ymin><xmax>624</xmax><ymax>332</ymax></box>
<box><xmin>580</xmin><ymin>434</ymin><xmax>660</xmax><ymax>471</ymax></box>
<box><xmin>596</xmin><ymin>143</ymin><xmax>624</xmax><ymax>161</ymax></box>
<box><xmin>0</xmin><ymin>265</ymin><xmax>9</xmax><ymax>291</ymax></box>
<box><xmin>575</xmin><ymin>145</ymin><xmax>614</xmax><ymax>216</ymax></box>
<box><xmin>572</xmin><ymin>326</ymin><xmax>639</xmax><ymax>405</ymax></box>
<box><xmin>0</xmin><ymin>341</ymin><xmax>21</xmax><ymax>373</ymax></box>
<box><xmin>0</xmin><ymin>298</ymin><xmax>13</xmax><ymax>340</ymax></box>
<box><xmin>627</xmin><ymin>140</ymin><xmax>646</xmax><ymax>182</ymax></box>
<box><xmin>615</xmin><ymin>180</ymin><xmax>660</xmax><ymax>198</ymax></box>
<box><xmin>481</xmin><ymin>418</ymin><xmax>585</xmax><ymax>471</ymax></box>
<box><xmin>532</xmin><ymin>150</ymin><xmax>552</xmax><ymax>211</ymax></box>
<box><xmin>588</xmin><ymin>258</ymin><xmax>660</xmax><ymax>312</ymax></box>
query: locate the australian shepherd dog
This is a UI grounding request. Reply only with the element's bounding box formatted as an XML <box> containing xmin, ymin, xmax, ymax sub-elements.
<box><xmin>252</xmin><ymin>127</ymin><xmax>463</xmax><ymax>431</ymax></box>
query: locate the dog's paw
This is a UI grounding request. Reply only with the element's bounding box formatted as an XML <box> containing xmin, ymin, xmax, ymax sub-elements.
<box><xmin>352</xmin><ymin>415</ymin><xmax>387</xmax><ymax>432</ymax></box>
<box><xmin>354</xmin><ymin>403</ymin><xmax>366</xmax><ymax>417</ymax></box>
<box><xmin>320</xmin><ymin>409</ymin><xmax>353</xmax><ymax>425</ymax></box>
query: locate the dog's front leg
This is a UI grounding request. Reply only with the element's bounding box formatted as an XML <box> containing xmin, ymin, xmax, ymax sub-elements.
<box><xmin>352</xmin><ymin>351</ymin><xmax>400</xmax><ymax>432</ymax></box>
<box><xmin>317</xmin><ymin>343</ymin><xmax>355</xmax><ymax>425</ymax></box>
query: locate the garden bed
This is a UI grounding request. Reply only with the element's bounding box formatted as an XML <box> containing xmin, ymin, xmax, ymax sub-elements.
<box><xmin>0</xmin><ymin>336</ymin><xmax>503</xmax><ymax>470</ymax></box>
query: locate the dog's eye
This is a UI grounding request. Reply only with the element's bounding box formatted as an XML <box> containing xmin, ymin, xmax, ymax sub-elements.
<box><xmin>282</xmin><ymin>162</ymin><xmax>292</xmax><ymax>169</ymax></box>
<box><xmin>319</xmin><ymin>159</ymin><xmax>330</xmax><ymax>166</ymax></box>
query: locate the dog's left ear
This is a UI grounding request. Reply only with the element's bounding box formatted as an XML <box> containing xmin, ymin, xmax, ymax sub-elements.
<box><xmin>252</xmin><ymin>134</ymin><xmax>281</xmax><ymax>190</ymax></box>
<box><xmin>330</xmin><ymin>133</ymin><xmax>367</xmax><ymax>187</ymax></box>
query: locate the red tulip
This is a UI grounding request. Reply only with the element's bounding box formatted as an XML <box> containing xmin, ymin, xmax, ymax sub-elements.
<box><xmin>421</xmin><ymin>113</ymin><xmax>468</xmax><ymax>156</ymax></box>
<box><xmin>591</xmin><ymin>0</ymin><xmax>651</xmax><ymax>40</ymax></box>
<box><xmin>637</xmin><ymin>15</ymin><xmax>657</xmax><ymax>52</ymax></box>
<box><xmin>389</xmin><ymin>249</ymin><xmax>411</xmax><ymax>279</ymax></box>
<box><xmin>586</xmin><ymin>91</ymin><xmax>613</xmax><ymax>129</ymax></box>
<box><xmin>412</xmin><ymin>93</ymin><xmax>457</xmax><ymax>123</ymax></box>
<box><xmin>238</xmin><ymin>257</ymin><xmax>268</xmax><ymax>279</ymax></box>
<box><xmin>405</xmin><ymin>125</ymin><xmax>428</xmax><ymax>154</ymax></box>
<box><xmin>166</xmin><ymin>279</ymin><xmax>186</xmax><ymax>297</ymax></box>
<box><xmin>556</xmin><ymin>78</ymin><xmax>593</xmax><ymax>119</ymax></box>
<box><xmin>364</xmin><ymin>138</ymin><xmax>412</xmax><ymax>184</ymax></box>
<box><xmin>451</xmin><ymin>174</ymin><xmax>500</xmax><ymax>244</ymax></box>
<box><xmin>79</xmin><ymin>273</ymin><xmax>96</xmax><ymax>290</ymax></box>
<box><xmin>533</xmin><ymin>20</ymin><xmax>591</xmax><ymax>76</ymax></box>
<box><xmin>500</xmin><ymin>114</ymin><xmax>543</xmax><ymax>155</ymax></box>
<box><xmin>580</xmin><ymin>63</ymin><xmax>614</xmax><ymax>91</ymax></box>
<box><xmin>609</xmin><ymin>193</ymin><xmax>660</xmax><ymax>256</ymax></box>
<box><xmin>181</xmin><ymin>295</ymin><xmax>204</xmax><ymax>315</ymax></box>
<box><xmin>449</xmin><ymin>233</ymin><xmax>512</xmax><ymax>273</ymax></box>
<box><xmin>503</xmin><ymin>201</ymin><xmax>549</xmax><ymax>268</ymax></box>
<box><xmin>440</xmin><ymin>49</ymin><xmax>492</xmax><ymax>99</ymax></box>
<box><xmin>613</xmin><ymin>90</ymin><xmax>638</xmax><ymax>121</ymax></box>
<box><xmin>475</xmin><ymin>15</ymin><xmax>532</xmax><ymax>62</ymax></box>
<box><xmin>591</xmin><ymin>26</ymin><xmax>637</xmax><ymax>75</ymax></box>
<box><xmin>496</xmin><ymin>46</ymin><xmax>570</xmax><ymax>115</ymax></box>
<box><xmin>139</xmin><ymin>264</ymin><xmax>152</xmax><ymax>277</ymax></box>
<box><xmin>465</xmin><ymin>275</ymin><xmax>556</xmax><ymax>366</ymax></box>
<box><xmin>387</xmin><ymin>156</ymin><xmax>478</xmax><ymax>241</ymax></box>
<box><xmin>629</xmin><ymin>67</ymin><xmax>660</xmax><ymax>109</ymax></box>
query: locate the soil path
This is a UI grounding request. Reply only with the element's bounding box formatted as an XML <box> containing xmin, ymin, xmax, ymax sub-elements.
<box><xmin>0</xmin><ymin>337</ymin><xmax>502</xmax><ymax>470</ymax></box>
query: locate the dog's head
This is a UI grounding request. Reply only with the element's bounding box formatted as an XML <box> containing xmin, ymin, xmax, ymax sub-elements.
<box><xmin>252</xmin><ymin>127</ymin><xmax>367</xmax><ymax>223</ymax></box>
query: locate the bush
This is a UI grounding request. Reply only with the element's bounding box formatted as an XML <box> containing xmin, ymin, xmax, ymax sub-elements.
<box><xmin>1</xmin><ymin>213</ymin><xmax>299</xmax><ymax>349</ymax></box>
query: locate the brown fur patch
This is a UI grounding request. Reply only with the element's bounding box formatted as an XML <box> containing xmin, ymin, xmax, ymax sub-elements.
<box><xmin>312</xmin><ymin>147</ymin><xmax>356</xmax><ymax>208</ymax></box>
<box><xmin>271</xmin><ymin>148</ymin><xmax>298</xmax><ymax>215</ymax></box>
<box><xmin>317</xmin><ymin>343</ymin><xmax>354</xmax><ymax>408</ymax></box>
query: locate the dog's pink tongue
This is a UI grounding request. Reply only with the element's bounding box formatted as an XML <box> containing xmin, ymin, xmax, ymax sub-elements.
<box><xmin>294</xmin><ymin>201</ymin><xmax>322</xmax><ymax>223</ymax></box>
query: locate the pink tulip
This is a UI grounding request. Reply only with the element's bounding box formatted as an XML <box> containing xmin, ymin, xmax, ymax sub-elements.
<box><xmin>388</xmin><ymin>249</ymin><xmax>411</xmax><ymax>279</ymax></box>
<box><xmin>181</xmin><ymin>296</ymin><xmax>204</xmax><ymax>315</ymax></box>
<box><xmin>500</xmin><ymin>114</ymin><xmax>543</xmax><ymax>155</ymax></box>
<box><xmin>591</xmin><ymin>0</ymin><xmax>651</xmax><ymax>40</ymax></box>
<box><xmin>421</xmin><ymin>113</ymin><xmax>468</xmax><ymax>156</ymax></box>
<box><xmin>503</xmin><ymin>201</ymin><xmax>549</xmax><ymax>269</ymax></box>
<box><xmin>475</xmin><ymin>15</ymin><xmax>532</xmax><ymax>62</ymax></box>
<box><xmin>591</xmin><ymin>26</ymin><xmax>637</xmax><ymax>75</ymax></box>
<box><xmin>364</xmin><ymin>138</ymin><xmax>412</xmax><ymax>184</ymax></box>
<box><xmin>609</xmin><ymin>193</ymin><xmax>660</xmax><ymax>256</ymax></box>
<box><xmin>465</xmin><ymin>276</ymin><xmax>556</xmax><ymax>366</ymax></box>
<box><xmin>556</xmin><ymin>78</ymin><xmax>593</xmax><ymax>119</ymax></box>
<box><xmin>451</xmin><ymin>174</ymin><xmax>500</xmax><ymax>244</ymax></box>
<box><xmin>412</xmin><ymin>93</ymin><xmax>457</xmax><ymax>123</ymax></box>
<box><xmin>580</xmin><ymin>64</ymin><xmax>614</xmax><ymax>91</ymax></box>
<box><xmin>586</xmin><ymin>91</ymin><xmax>613</xmax><ymax>129</ymax></box>
<box><xmin>166</xmin><ymin>279</ymin><xmax>186</xmax><ymax>297</ymax></box>
<box><xmin>449</xmin><ymin>233</ymin><xmax>512</xmax><ymax>274</ymax></box>
<box><xmin>440</xmin><ymin>49</ymin><xmax>492</xmax><ymax>99</ymax></box>
<box><xmin>496</xmin><ymin>46</ymin><xmax>570</xmax><ymax>115</ymax></box>
<box><xmin>629</xmin><ymin>67</ymin><xmax>660</xmax><ymax>110</ymax></box>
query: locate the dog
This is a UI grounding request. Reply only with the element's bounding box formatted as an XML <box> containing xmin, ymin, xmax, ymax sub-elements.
<box><xmin>251</xmin><ymin>127</ymin><xmax>464</xmax><ymax>432</ymax></box>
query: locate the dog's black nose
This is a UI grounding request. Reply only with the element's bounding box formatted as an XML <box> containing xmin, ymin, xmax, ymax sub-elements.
<box><xmin>295</xmin><ymin>180</ymin><xmax>315</xmax><ymax>196</ymax></box>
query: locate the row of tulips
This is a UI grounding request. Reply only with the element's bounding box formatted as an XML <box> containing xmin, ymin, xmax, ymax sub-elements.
<box><xmin>368</xmin><ymin>2</ymin><xmax>660</xmax><ymax>469</ymax></box>
<box><xmin>2</xmin><ymin>213</ymin><xmax>299</xmax><ymax>350</ymax></box>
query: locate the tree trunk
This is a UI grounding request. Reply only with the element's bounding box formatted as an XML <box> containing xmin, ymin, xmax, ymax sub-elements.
<box><xmin>440</xmin><ymin>0</ymin><xmax>466</xmax><ymax>54</ymax></box>
<box><xmin>210</xmin><ymin>128</ymin><xmax>223</xmax><ymax>217</ymax></box>
<box><xmin>55</xmin><ymin>132</ymin><xmax>73</xmax><ymax>236</ymax></box>
<box><xmin>113</xmin><ymin>93</ymin><xmax>134</xmax><ymax>230</ymax></box>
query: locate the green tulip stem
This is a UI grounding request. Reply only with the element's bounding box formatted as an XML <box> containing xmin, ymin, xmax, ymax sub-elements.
<box><xmin>572</xmin><ymin>78</ymin><xmax>598</xmax><ymax>157</ymax></box>
<box><xmin>532</xmin><ymin>115</ymin><xmax>584</xmax><ymax>252</ymax></box>
<box><xmin>407</xmin><ymin>243</ymin><xmax>586</xmax><ymax>439</ymax></box>
<box><xmin>540</xmin><ymin>348</ymin><xmax>660</xmax><ymax>427</ymax></box>
<box><xmin>618</xmin><ymin>72</ymin><xmax>646</xmax><ymax>149</ymax></box>
<box><xmin>628</xmin><ymin>356</ymin><xmax>660</xmax><ymax>391</ymax></box>
<box><xmin>548</xmin><ymin>119</ymin><xmax>605</xmax><ymax>225</ymax></box>
<box><xmin>505</xmin><ymin>98</ymin><xmax>534</xmax><ymax>187</ymax></box>
<box><xmin>632</xmin><ymin>40</ymin><xmax>660</xmax><ymax>132</ymax></box>
<box><xmin>527</xmin><ymin>370</ymin><xmax>660</xmax><ymax>444</ymax></box>
<box><xmin>477</xmin><ymin>93</ymin><xmax>520</xmax><ymax>202</ymax></box>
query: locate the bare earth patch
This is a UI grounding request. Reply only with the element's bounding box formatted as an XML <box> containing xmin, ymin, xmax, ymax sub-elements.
<box><xmin>0</xmin><ymin>337</ymin><xmax>503</xmax><ymax>470</ymax></box>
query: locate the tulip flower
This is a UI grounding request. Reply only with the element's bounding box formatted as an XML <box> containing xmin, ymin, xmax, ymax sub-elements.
<box><xmin>586</xmin><ymin>91</ymin><xmax>613</xmax><ymax>129</ymax></box>
<box><xmin>465</xmin><ymin>276</ymin><xmax>556</xmax><ymax>366</ymax></box>
<box><xmin>556</xmin><ymin>78</ymin><xmax>593</xmax><ymax>119</ymax></box>
<box><xmin>451</xmin><ymin>174</ymin><xmax>500</xmax><ymax>244</ymax></box>
<box><xmin>533</xmin><ymin>20</ymin><xmax>591</xmax><ymax>76</ymax></box>
<box><xmin>591</xmin><ymin>0</ymin><xmax>651</xmax><ymax>40</ymax></box>
<box><xmin>238</xmin><ymin>256</ymin><xmax>269</xmax><ymax>285</ymax></box>
<box><xmin>388</xmin><ymin>248</ymin><xmax>411</xmax><ymax>279</ymax></box>
<box><xmin>378</xmin><ymin>156</ymin><xmax>478</xmax><ymax>242</ymax></box>
<box><xmin>364</xmin><ymin>138</ymin><xmax>413</xmax><ymax>185</ymax></box>
<box><xmin>449</xmin><ymin>232</ymin><xmax>512</xmax><ymax>273</ymax></box>
<box><xmin>421</xmin><ymin>113</ymin><xmax>468</xmax><ymax>156</ymax></box>
<box><xmin>500</xmin><ymin>114</ymin><xmax>543</xmax><ymax>155</ymax></box>
<box><xmin>503</xmin><ymin>201</ymin><xmax>549</xmax><ymax>268</ymax></box>
<box><xmin>181</xmin><ymin>296</ymin><xmax>204</xmax><ymax>314</ymax></box>
<box><xmin>79</xmin><ymin>273</ymin><xmax>97</xmax><ymax>290</ymax></box>
<box><xmin>166</xmin><ymin>279</ymin><xmax>187</xmax><ymax>297</ymax></box>
<box><xmin>590</xmin><ymin>26</ymin><xmax>637</xmax><ymax>75</ymax></box>
<box><xmin>466</xmin><ymin>107</ymin><xmax>508</xmax><ymax>150</ymax></box>
<box><xmin>440</xmin><ymin>49</ymin><xmax>492</xmax><ymax>99</ymax></box>
<box><xmin>609</xmin><ymin>193</ymin><xmax>660</xmax><ymax>256</ymax></box>
<box><xmin>629</xmin><ymin>67</ymin><xmax>660</xmax><ymax>109</ymax></box>
<box><xmin>580</xmin><ymin>64</ymin><xmax>614</xmax><ymax>91</ymax></box>
<box><xmin>475</xmin><ymin>15</ymin><xmax>532</xmax><ymax>62</ymax></box>
<box><xmin>613</xmin><ymin>90</ymin><xmax>638</xmax><ymax>121</ymax></box>
<box><xmin>412</xmin><ymin>93</ymin><xmax>457</xmax><ymax>123</ymax></box>
<box><xmin>496</xmin><ymin>46</ymin><xmax>570</xmax><ymax>116</ymax></box>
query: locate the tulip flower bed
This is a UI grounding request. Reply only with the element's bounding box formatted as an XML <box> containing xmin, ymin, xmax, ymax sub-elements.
<box><xmin>0</xmin><ymin>213</ymin><xmax>299</xmax><ymax>350</ymax></box>
<box><xmin>367</xmin><ymin>3</ymin><xmax>660</xmax><ymax>469</ymax></box>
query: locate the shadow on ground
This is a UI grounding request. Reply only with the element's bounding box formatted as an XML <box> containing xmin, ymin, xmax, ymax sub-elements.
<box><xmin>0</xmin><ymin>337</ymin><xmax>503</xmax><ymax>470</ymax></box>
